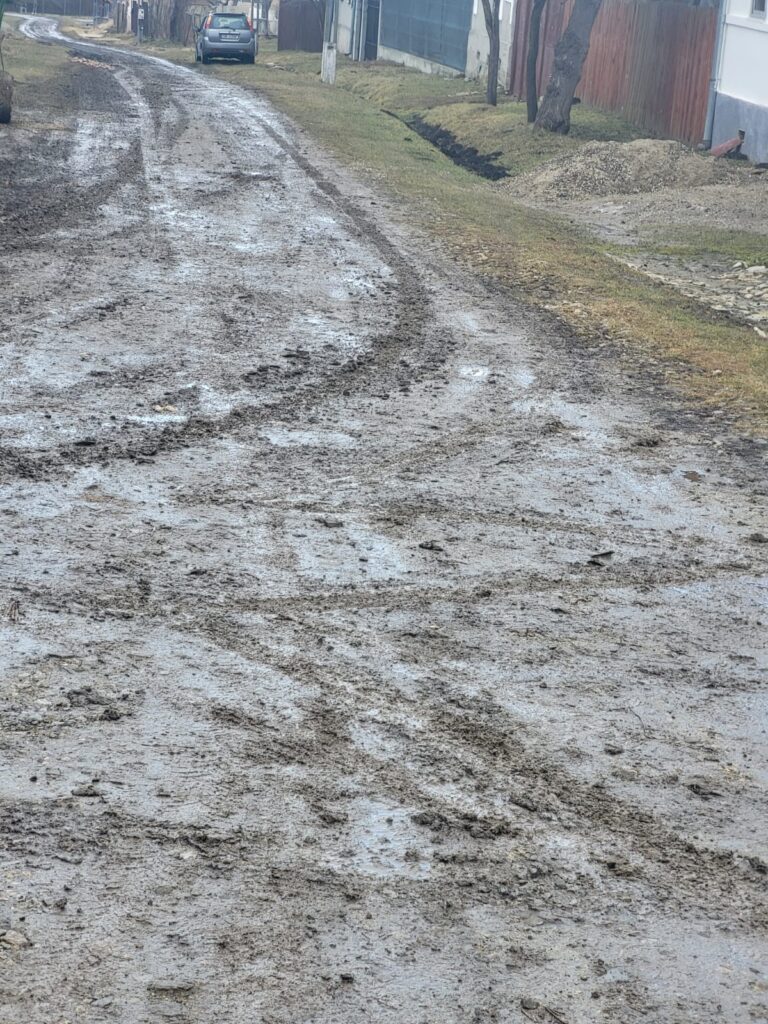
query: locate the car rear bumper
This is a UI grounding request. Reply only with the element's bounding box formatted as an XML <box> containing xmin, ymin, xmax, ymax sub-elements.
<box><xmin>202</xmin><ymin>41</ymin><xmax>255</xmax><ymax>58</ymax></box>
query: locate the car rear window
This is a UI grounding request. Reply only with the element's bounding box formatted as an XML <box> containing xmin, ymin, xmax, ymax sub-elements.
<box><xmin>211</xmin><ymin>14</ymin><xmax>248</xmax><ymax>27</ymax></box>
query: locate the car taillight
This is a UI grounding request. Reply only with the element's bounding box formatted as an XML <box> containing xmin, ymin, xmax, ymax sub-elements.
<box><xmin>246</xmin><ymin>18</ymin><xmax>252</xmax><ymax>30</ymax></box>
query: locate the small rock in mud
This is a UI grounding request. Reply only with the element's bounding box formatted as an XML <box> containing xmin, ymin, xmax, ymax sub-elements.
<box><xmin>604</xmin><ymin>855</ymin><xmax>637</xmax><ymax>876</ymax></box>
<box><xmin>687</xmin><ymin>780</ymin><xmax>723</xmax><ymax>800</ymax></box>
<box><xmin>604</xmin><ymin>742</ymin><xmax>624</xmax><ymax>755</ymax></box>
<box><xmin>587</xmin><ymin>549</ymin><xmax>614</xmax><ymax>567</ymax></box>
<box><xmin>71</xmin><ymin>784</ymin><xmax>102</xmax><ymax>798</ymax></box>
<box><xmin>316</xmin><ymin>516</ymin><xmax>344</xmax><ymax>528</ymax></box>
<box><xmin>318</xmin><ymin>809</ymin><xmax>349</xmax><ymax>826</ymax></box>
<box><xmin>147</xmin><ymin>980</ymin><xmax>197</xmax><ymax>995</ymax></box>
<box><xmin>67</xmin><ymin>687</ymin><xmax>110</xmax><ymax>708</ymax></box>
<box><xmin>747</xmin><ymin>531</ymin><xmax>767</xmax><ymax>544</ymax></box>
<box><xmin>1</xmin><ymin>930</ymin><xmax>31</xmax><ymax>949</ymax></box>
<box><xmin>419</xmin><ymin>540</ymin><xmax>444</xmax><ymax>552</ymax></box>
<box><xmin>520</xmin><ymin>996</ymin><xmax>540</xmax><ymax>1010</ymax></box>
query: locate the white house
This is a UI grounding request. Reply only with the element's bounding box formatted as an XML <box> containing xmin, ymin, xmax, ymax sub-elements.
<box><xmin>711</xmin><ymin>0</ymin><xmax>768</xmax><ymax>163</ymax></box>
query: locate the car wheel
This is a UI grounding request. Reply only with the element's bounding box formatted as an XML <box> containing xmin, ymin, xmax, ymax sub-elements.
<box><xmin>246</xmin><ymin>53</ymin><xmax>255</xmax><ymax>64</ymax></box>
<box><xmin>201</xmin><ymin>53</ymin><xmax>211</xmax><ymax>64</ymax></box>
<box><xmin>195</xmin><ymin>48</ymin><xmax>201</xmax><ymax>62</ymax></box>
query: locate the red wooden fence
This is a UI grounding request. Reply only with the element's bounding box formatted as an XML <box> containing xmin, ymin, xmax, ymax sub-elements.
<box><xmin>508</xmin><ymin>0</ymin><xmax>718</xmax><ymax>145</ymax></box>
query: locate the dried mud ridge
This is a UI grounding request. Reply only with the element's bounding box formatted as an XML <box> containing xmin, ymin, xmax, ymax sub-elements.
<box><xmin>1</xmin><ymin>18</ymin><xmax>767</xmax><ymax>1024</ymax></box>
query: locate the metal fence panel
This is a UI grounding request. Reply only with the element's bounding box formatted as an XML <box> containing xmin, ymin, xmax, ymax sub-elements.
<box><xmin>380</xmin><ymin>0</ymin><xmax>473</xmax><ymax>72</ymax></box>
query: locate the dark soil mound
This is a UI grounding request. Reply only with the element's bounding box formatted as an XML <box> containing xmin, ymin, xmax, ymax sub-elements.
<box><xmin>406</xmin><ymin>114</ymin><xmax>508</xmax><ymax>181</ymax></box>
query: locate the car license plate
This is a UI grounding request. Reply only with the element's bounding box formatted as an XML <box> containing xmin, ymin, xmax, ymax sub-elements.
<box><xmin>221</xmin><ymin>32</ymin><xmax>239</xmax><ymax>40</ymax></box>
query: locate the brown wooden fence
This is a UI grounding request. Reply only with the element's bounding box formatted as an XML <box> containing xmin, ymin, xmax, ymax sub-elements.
<box><xmin>508</xmin><ymin>0</ymin><xmax>718</xmax><ymax>145</ymax></box>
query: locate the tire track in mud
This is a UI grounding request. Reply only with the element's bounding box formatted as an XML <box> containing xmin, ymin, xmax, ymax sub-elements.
<box><xmin>205</xmin><ymin>645</ymin><xmax>767</xmax><ymax>931</ymax></box>
<box><xmin>1</xmin><ymin>18</ymin><xmax>442</xmax><ymax>483</ymax></box>
<box><xmin>11</xmin><ymin>561</ymin><xmax>763</xmax><ymax>928</ymax></box>
<box><xmin>11</xmin><ymin>557</ymin><xmax>765</xmax><ymax>628</ymax></box>
<box><xmin>141</xmin><ymin>606</ymin><xmax>768</xmax><ymax>929</ymax></box>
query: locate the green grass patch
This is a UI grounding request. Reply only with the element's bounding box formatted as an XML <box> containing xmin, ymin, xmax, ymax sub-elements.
<box><xmin>3</xmin><ymin>14</ymin><xmax>70</xmax><ymax>82</ymax></box>
<box><xmin>643</xmin><ymin>226</ymin><xmax>768</xmax><ymax>268</ymax></box>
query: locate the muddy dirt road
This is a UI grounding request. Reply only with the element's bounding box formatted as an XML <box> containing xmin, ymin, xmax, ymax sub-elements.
<box><xmin>1</xmin><ymin>18</ymin><xmax>767</xmax><ymax>1024</ymax></box>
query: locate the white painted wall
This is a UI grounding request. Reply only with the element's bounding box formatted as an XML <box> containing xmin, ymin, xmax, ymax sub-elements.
<box><xmin>337</xmin><ymin>0</ymin><xmax>355</xmax><ymax>54</ymax></box>
<box><xmin>718</xmin><ymin>0</ymin><xmax>768</xmax><ymax>106</ymax></box>
<box><xmin>465</xmin><ymin>0</ymin><xmax>516</xmax><ymax>86</ymax></box>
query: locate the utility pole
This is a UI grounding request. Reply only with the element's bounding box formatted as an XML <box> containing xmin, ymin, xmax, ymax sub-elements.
<box><xmin>321</xmin><ymin>0</ymin><xmax>338</xmax><ymax>85</ymax></box>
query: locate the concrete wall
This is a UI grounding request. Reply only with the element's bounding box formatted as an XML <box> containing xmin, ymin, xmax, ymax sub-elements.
<box><xmin>712</xmin><ymin>92</ymin><xmax>768</xmax><ymax>163</ymax></box>
<box><xmin>465</xmin><ymin>0</ymin><xmax>515</xmax><ymax>84</ymax></box>
<box><xmin>712</xmin><ymin>0</ymin><xmax>768</xmax><ymax>161</ymax></box>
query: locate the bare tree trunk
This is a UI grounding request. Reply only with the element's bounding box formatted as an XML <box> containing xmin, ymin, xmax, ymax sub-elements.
<box><xmin>480</xmin><ymin>0</ymin><xmax>502</xmax><ymax>107</ymax></box>
<box><xmin>160</xmin><ymin>0</ymin><xmax>190</xmax><ymax>41</ymax></box>
<box><xmin>526</xmin><ymin>0</ymin><xmax>547</xmax><ymax>123</ymax></box>
<box><xmin>534</xmin><ymin>0</ymin><xmax>602</xmax><ymax>134</ymax></box>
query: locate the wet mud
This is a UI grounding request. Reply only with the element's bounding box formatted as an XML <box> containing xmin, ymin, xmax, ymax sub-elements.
<box><xmin>1</xmin><ymin>18</ymin><xmax>767</xmax><ymax>1024</ymax></box>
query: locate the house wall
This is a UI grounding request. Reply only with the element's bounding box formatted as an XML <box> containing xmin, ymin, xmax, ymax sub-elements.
<box><xmin>465</xmin><ymin>0</ymin><xmax>516</xmax><ymax>84</ymax></box>
<box><xmin>712</xmin><ymin>0</ymin><xmax>768</xmax><ymax>161</ymax></box>
<box><xmin>718</xmin><ymin>0</ymin><xmax>768</xmax><ymax>105</ymax></box>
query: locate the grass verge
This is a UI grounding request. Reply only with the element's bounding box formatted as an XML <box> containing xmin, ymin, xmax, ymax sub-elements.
<box><xmin>17</xmin><ymin>24</ymin><xmax>768</xmax><ymax>426</ymax></box>
<box><xmin>644</xmin><ymin>227</ymin><xmax>768</xmax><ymax>269</ymax></box>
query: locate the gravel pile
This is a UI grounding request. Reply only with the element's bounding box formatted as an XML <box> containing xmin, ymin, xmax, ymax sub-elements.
<box><xmin>509</xmin><ymin>139</ymin><xmax>738</xmax><ymax>200</ymax></box>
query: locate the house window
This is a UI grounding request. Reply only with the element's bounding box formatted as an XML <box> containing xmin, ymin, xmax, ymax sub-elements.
<box><xmin>752</xmin><ymin>0</ymin><xmax>766</xmax><ymax>17</ymax></box>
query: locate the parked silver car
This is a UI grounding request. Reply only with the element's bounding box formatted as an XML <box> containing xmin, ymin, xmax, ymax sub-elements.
<box><xmin>195</xmin><ymin>12</ymin><xmax>256</xmax><ymax>64</ymax></box>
